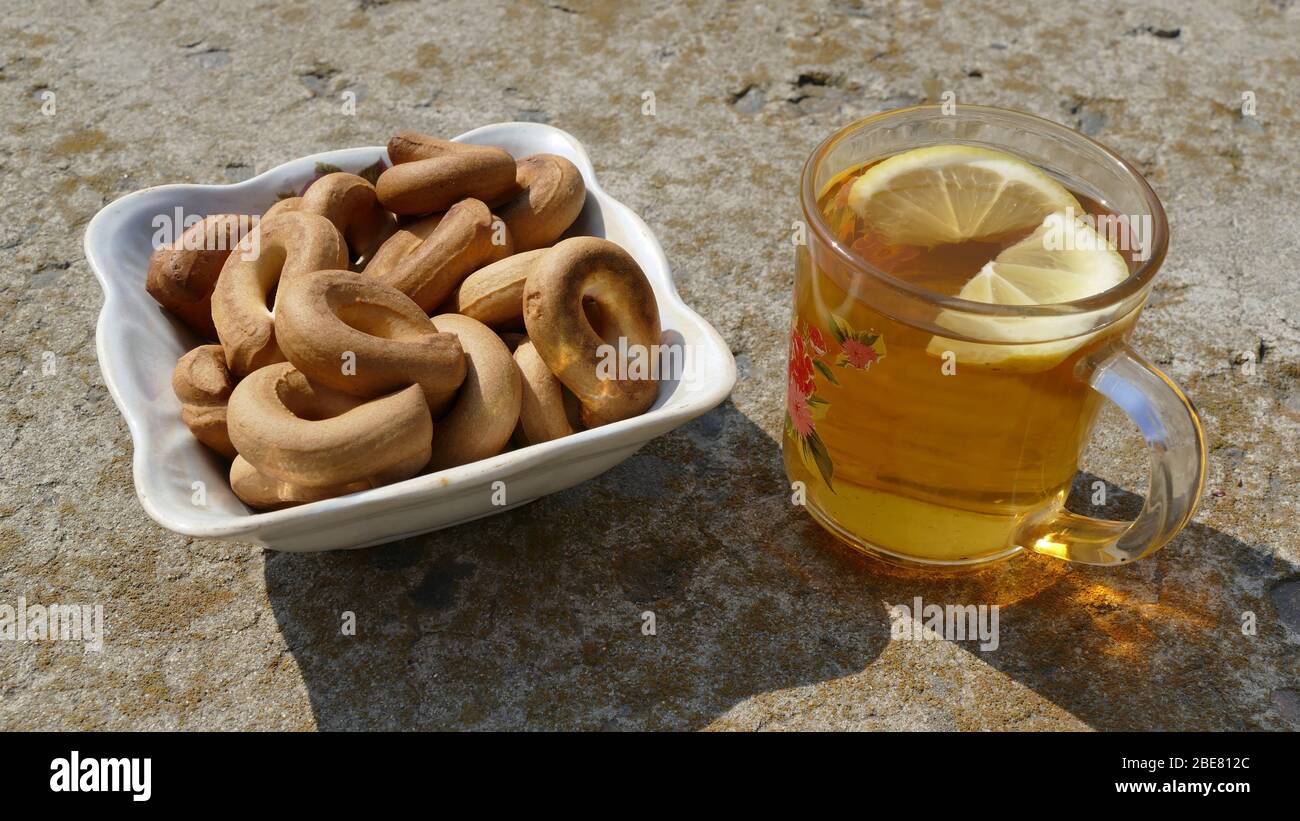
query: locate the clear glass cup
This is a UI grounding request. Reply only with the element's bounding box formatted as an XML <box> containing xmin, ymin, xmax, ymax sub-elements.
<box><xmin>784</xmin><ymin>105</ymin><xmax>1205</xmax><ymax>568</ymax></box>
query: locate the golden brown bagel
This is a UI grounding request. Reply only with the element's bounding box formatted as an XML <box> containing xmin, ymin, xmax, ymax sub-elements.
<box><xmin>229</xmin><ymin>455</ymin><xmax>399</xmax><ymax>511</ymax></box>
<box><xmin>264</xmin><ymin>176</ymin><xmax>395</xmax><ymax>267</ymax></box>
<box><xmin>376</xmin><ymin>138</ymin><xmax>518</xmax><ymax>215</ymax></box>
<box><xmin>498</xmin><ymin>154</ymin><xmax>586</xmax><ymax>251</ymax></box>
<box><xmin>227</xmin><ymin>363</ymin><xmax>432</xmax><ymax>489</ymax></box>
<box><xmin>387</xmin><ymin>131</ymin><xmax>449</xmax><ymax>164</ymax></box>
<box><xmin>297</xmin><ymin>172</ymin><xmax>396</xmax><ymax>267</ymax></box>
<box><xmin>386</xmin><ymin>131</ymin><xmax>518</xmax><ymax>173</ymax></box>
<box><xmin>171</xmin><ymin>344</ymin><xmax>237</xmax><ymax>458</ymax></box>
<box><xmin>147</xmin><ymin>214</ymin><xmax>247</xmax><ymax>339</ymax></box>
<box><xmin>211</xmin><ymin>211</ymin><xmax>348</xmax><ymax>376</ymax></box>
<box><xmin>425</xmin><ymin>314</ymin><xmax>522</xmax><ymax>470</ymax></box>
<box><xmin>274</xmin><ymin>268</ymin><xmax>466</xmax><ymax>415</ymax></box>
<box><xmin>512</xmin><ymin>339</ymin><xmax>583</xmax><ymax>446</ymax></box>
<box><xmin>262</xmin><ymin>196</ymin><xmax>302</xmax><ymax>221</ymax></box>
<box><xmin>449</xmin><ymin>248</ymin><xmax>548</xmax><ymax>328</ymax></box>
<box><xmin>522</xmin><ymin>236</ymin><xmax>661</xmax><ymax>427</ymax></box>
<box><xmin>374</xmin><ymin>198</ymin><xmax>511</xmax><ymax>313</ymax></box>
<box><xmin>362</xmin><ymin>212</ymin><xmax>443</xmax><ymax>280</ymax></box>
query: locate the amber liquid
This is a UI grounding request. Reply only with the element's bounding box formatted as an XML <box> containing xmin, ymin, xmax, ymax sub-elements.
<box><xmin>784</xmin><ymin>159</ymin><xmax>1142</xmax><ymax>564</ymax></box>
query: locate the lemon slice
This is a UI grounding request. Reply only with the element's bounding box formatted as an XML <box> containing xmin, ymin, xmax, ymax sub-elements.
<box><xmin>925</xmin><ymin>212</ymin><xmax>1130</xmax><ymax>372</ymax></box>
<box><xmin>848</xmin><ymin>145</ymin><xmax>1081</xmax><ymax>246</ymax></box>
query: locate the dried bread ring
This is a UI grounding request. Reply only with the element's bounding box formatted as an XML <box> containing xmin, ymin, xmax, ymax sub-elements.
<box><xmin>262</xmin><ymin>175</ymin><xmax>396</xmax><ymax>267</ymax></box>
<box><xmin>523</xmin><ymin>236</ymin><xmax>661</xmax><ymax>427</ymax></box>
<box><xmin>374</xmin><ymin>198</ymin><xmax>511</xmax><ymax>313</ymax></box>
<box><xmin>362</xmin><ymin>212</ymin><xmax>442</xmax><ymax>281</ymax></box>
<box><xmin>211</xmin><ymin>211</ymin><xmax>348</xmax><ymax>376</ymax></box>
<box><xmin>386</xmin><ymin>131</ymin><xmax>516</xmax><ymax>170</ymax></box>
<box><xmin>387</xmin><ymin>131</ymin><xmax>449</xmax><ymax>165</ymax></box>
<box><xmin>513</xmin><ymin>339</ymin><xmax>583</xmax><ymax>446</ymax></box>
<box><xmin>298</xmin><ymin>172</ymin><xmax>396</xmax><ymax>266</ymax></box>
<box><xmin>425</xmin><ymin>314</ymin><xmax>522</xmax><ymax>470</ymax></box>
<box><xmin>227</xmin><ymin>362</ymin><xmax>432</xmax><ymax>489</ymax></box>
<box><xmin>147</xmin><ymin>214</ymin><xmax>247</xmax><ymax>339</ymax></box>
<box><xmin>274</xmin><ymin>268</ymin><xmax>466</xmax><ymax>415</ymax></box>
<box><xmin>229</xmin><ymin>455</ymin><xmax>420</xmax><ymax>511</ymax></box>
<box><xmin>449</xmin><ymin>248</ymin><xmax>548</xmax><ymax>328</ymax></box>
<box><xmin>171</xmin><ymin>344</ymin><xmax>237</xmax><ymax>459</ymax></box>
<box><xmin>262</xmin><ymin>196</ymin><xmax>302</xmax><ymax>221</ymax></box>
<box><xmin>498</xmin><ymin>154</ymin><xmax>586</xmax><ymax>251</ymax></box>
<box><xmin>376</xmin><ymin>137</ymin><xmax>518</xmax><ymax>215</ymax></box>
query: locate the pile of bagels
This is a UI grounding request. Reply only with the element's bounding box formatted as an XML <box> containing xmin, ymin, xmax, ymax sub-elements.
<box><xmin>147</xmin><ymin>130</ymin><xmax>661</xmax><ymax>510</ymax></box>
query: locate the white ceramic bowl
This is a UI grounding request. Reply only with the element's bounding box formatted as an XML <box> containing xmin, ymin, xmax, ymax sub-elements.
<box><xmin>86</xmin><ymin>122</ymin><xmax>735</xmax><ymax>552</ymax></box>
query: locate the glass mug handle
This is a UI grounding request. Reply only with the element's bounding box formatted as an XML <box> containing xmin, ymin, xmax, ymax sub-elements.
<box><xmin>1020</xmin><ymin>342</ymin><xmax>1207</xmax><ymax>565</ymax></box>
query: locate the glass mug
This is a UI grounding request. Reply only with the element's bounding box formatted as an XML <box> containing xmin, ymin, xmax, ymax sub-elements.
<box><xmin>784</xmin><ymin>105</ymin><xmax>1205</xmax><ymax>568</ymax></box>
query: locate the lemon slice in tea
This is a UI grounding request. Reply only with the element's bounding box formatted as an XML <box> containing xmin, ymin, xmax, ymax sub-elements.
<box><xmin>925</xmin><ymin>212</ymin><xmax>1131</xmax><ymax>372</ymax></box>
<box><xmin>847</xmin><ymin>145</ymin><xmax>1081</xmax><ymax>246</ymax></box>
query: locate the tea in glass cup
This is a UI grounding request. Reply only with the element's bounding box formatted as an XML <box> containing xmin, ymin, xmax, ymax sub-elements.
<box><xmin>784</xmin><ymin>106</ymin><xmax>1205</xmax><ymax>568</ymax></box>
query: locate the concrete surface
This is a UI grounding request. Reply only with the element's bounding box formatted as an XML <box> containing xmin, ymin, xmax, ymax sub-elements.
<box><xmin>0</xmin><ymin>0</ymin><xmax>1297</xmax><ymax>730</ymax></box>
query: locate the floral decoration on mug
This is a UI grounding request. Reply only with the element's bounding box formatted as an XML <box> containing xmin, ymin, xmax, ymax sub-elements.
<box><xmin>785</xmin><ymin>314</ymin><xmax>886</xmax><ymax>490</ymax></box>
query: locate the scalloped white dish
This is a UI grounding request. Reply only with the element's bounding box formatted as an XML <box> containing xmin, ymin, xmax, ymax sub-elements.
<box><xmin>86</xmin><ymin>122</ymin><xmax>735</xmax><ymax>552</ymax></box>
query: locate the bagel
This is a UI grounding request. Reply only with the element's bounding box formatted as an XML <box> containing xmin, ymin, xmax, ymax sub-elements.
<box><xmin>376</xmin><ymin>137</ymin><xmax>518</xmax><ymax>215</ymax></box>
<box><xmin>263</xmin><ymin>175</ymin><xmax>396</xmax><ymax>267</ymax></box>
<box><xmin>449</xmin><ymin>248</ymin><xmax>548</xmax><ymax>328</ymax></box>
<box><xmin>171</xmin><ymin>344</ymin><xmax>237</xmax><ymax>459</ymax></box>
<box><xmin>297</xmin><ymin>172</ymin><xmax>396</xmax><ymax>267</ymax></box>
<box><xmin>147</xmin><ymin>214</ymin><xmax>247</xmax><ymax>339</ymax></box>
<box><xmin>362</xmin><ymin>212</ymin><xmax>443</xmax><ymax>281</ymax></box>
<box><xmin>229</xmin><ymin>455</ymin><xmax>402</xmax><ymax>511</ymax></box>
<box><xmin>388</xmin><ymin>130</ymin><xmax>452</xmax><ymax>165</ymax></box>
<box><xmin>374</xmin><ymin>198</ymin><xmax>511</xmax><ymax>313</ymax></box>
<box><xmin>425</xmin><ymin>314</ymin><xmax>522</xmax><ymax>470</ymax></box>
<box><xmin>226</xmin><ymin>362</ymin><xmax>432</xmax><ymax>489</ymax></box>
<box><xmin>274</xmin><ymin>268</ymin><xmax>466</xmax><ymax>414</ymax></box>
<box><xmin>513</xmin><ymin>339</ymin><xmax>583</xmax><ymax>446</ymax></box>
<box><xmin>262</xmin><ymin>196</ymin><xmax>302</xmax><ymax>221</ymax></box>
<box><xmin>211</xmin><ymin>211</ymin><xmax>349</xmax><ymax>376</ymax></box>
<box><xmin>522</xmin><ymin>236</ymin><xmax>661</xmax><ymax>427</ymax></box>
<box><xmin>386</xmin><ymin>131</ymin><xmax>518</xmax><ymax>174</ymax></box>
<box><xmin>498</xmin><ymin>154</ymin><xmax>586</xmax><ymax>251</ymax></box>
